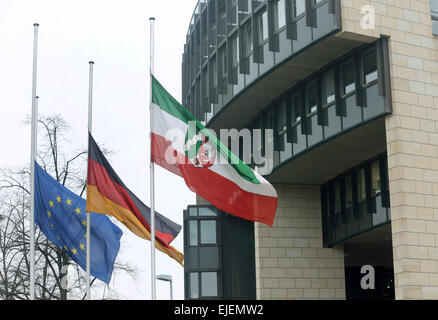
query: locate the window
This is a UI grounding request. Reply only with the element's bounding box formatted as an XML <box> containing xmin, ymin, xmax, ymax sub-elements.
<box><xmin>189</xmin><ymin>221</ymin><xmax>198</xmax><ymax>246</ymax></box>
<box><xmin>307</xmin><ymin>83</ymin><xmax>317</xmax><ymax>114</ymax></box>
<box><xmin>277</xmin><ymin>100</ymin><xmax>287</xmax><ymax>150</ymax></box>
<box><xmin>201</xmin><ymin>272</ymin><xmax>218</xmax><ymax>297</ymax></box>
<box><xmin>219</xmin><ymin>45</ymin><xmax>227</xmax><ymax>78</ymax></box>
<box><xmin>230</xmin><ymin>33</ymin><xmax>239</xmax><ymax>69</ymax></box>
<box><xmin>202</xmin><ymin>67</ymin><xmax>209</xmax><ymax>107</ymax></box>
<box><xmin>199</xmin><ymin>207</ymin><xmax>217</xmax><ymax>217</ymax></box>
<box><xmin>190</xmin><ymin>273</ymin><xmax>199</xmax><ymax>299</ymax></box>
<box><xmin>208</xmin><ymin>2</ymin><xmax>216</xmax><ymax>52</ymax></box>
<box><xmin>277</xmin><ymin>100</ymin><xmax>288</xmax><ymax>133</ymax></box>
<box><xmin>334</xmin><ymin>181</ymin><xmax>341</xmax><ymax>213</ymax></box>
<box><xmin>291</xmin><ymin>94</ymin><xmax>301</xmax><ymax>124</ymax></box>
<box><xmin>212</xmin><ymin>56</ymin><xmax>218</xmax><ymax>88</ymax></box>
<box><xmin>431</xmin><ymin>1</ymin><xmax>438</xmax><ymax>35</ymax></box>
<box><xmin>242</xmin><ymin>21</ymin><xmax>253</xmax><ymax>58</ymax></box>
<box><xmin>274</xmin><ymin>0</ymin><xmax>287</xmax><ymax>32</ymax></box>
<box><xmin>201</xmin><ymin>12</ymin><xmax>208</xmax><ymax>63</ymax></box>
<box><xmin>345</xmin><ymin>175</ymin><xmax>353</xmax><ymax>209</ymax></box>
<box><xmin>189</xmin><ymin>207</ymin><xmax>198</xmax><ymax>216</ymax></box>
<box><xmin>218</xmin><ymin>0</ymin><xmax>227</xmax><ymax>38</ymax></box>
<box><xmin>256</xmin><ymin>9</ymin><xmax>269</xmax><ymax>45</ymax></box>
<box><xmin>238</xmin><ymin>0</ymin><xmax>251</xmax><ymax>15</ymax></box>
<box><xmin>342</xmin><ymin>62</ymin><xmax>356</xmax><ymax>95</ymax></box>
<box><xmin>357</xmin><ymin>169</ymin><xmax>366</xmax><ymax>202</ymax></box>
<box><xmin>200</xmin><ymin>220</ymin><xmax>216</xmax><ymax>244</ymax></box>
<box><xmin>371</xmin><ymin>161</ymin><xmax>381</xmax><ymax>195</ymax></box>
<box><xmin>228</xmin><ymin>0</ymin><xmax>238</xmax><ymax>26</ymax></box>
<box><xmin>322</xmin><ymin>69</ymin><xmax>335</xmax><ymax>105</ymax></box>
<box><xmin>291</xmin><ymin>0</ymin><xmax>306</xmax><ymax>18</ymax></box>
<box><xmin>362</xmin><ymin>50</ymin><xmax>378</xmax><ymax>85</ymax></box>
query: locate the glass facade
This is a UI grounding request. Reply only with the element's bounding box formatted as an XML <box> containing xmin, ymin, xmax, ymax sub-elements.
<box><xmin>184</xmin><ymin>206</ymin><xmax>256</xmax><ymax>300</ymax></box>
<box><xmin>182</xmin><ymin>0</ymin><xmax>342</xmax><ymax>122</ymax></box>
<box><xmin>247</xmin><ymin>39</ymin><xmax>391</xmax><ymax>171</ymax></box>
<box><xmin>321</xmin><ymin>154</ymin><xmax>391</xmax><ymax>247</ymax></box>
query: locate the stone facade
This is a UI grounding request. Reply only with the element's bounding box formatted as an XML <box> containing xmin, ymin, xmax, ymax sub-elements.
<box><xmin>340</xmin><ymin>0</ymin><xmax>438</xmax><ymax>300</ymax></box>
<box><xmin>253</xmin><ymin>185</ymin><xmax>345</xmax><ymax>300</ymax></box>
<box><xmin>195</xmin><ymin>0</ymin><xmax>438</xmax><ymax>300</ymax></box>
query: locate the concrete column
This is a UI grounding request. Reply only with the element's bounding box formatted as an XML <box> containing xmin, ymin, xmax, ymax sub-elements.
<box><xmin>254</xmin><ymin>184</ymin><xmax>345</xmax><ymax>300</ymax></box>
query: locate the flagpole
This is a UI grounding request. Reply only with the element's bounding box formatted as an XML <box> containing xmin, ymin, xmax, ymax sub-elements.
<box><xmin>30</xmin><ymin>23</ymin><xmax>39</xmax><ymax>301</ymax></box>
<box><xmin>149</xmin><ymin>17</ymin><xmax>156</xmax><ymax>301</ymax></box>
<box><xmin>86</xmin><ymin>61</ymin><xmax>94</xmax><ymax>300</ymax></box>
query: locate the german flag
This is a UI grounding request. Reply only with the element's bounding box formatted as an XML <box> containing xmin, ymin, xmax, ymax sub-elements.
<box><xmin>86</xmin><ymin>133</ymin><xmax>184</xmax><ymax>266</ymax></box>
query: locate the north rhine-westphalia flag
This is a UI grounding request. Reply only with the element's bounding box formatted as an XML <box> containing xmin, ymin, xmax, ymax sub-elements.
<box><xmin>151</xmin><ymin>75</ymin><xmax>278</xmax><ymax>227</ymax></box>
<box><xmin>86</xmin><ymin>133</ymin><xmax>184</xmax><ymax>266</ymax></box>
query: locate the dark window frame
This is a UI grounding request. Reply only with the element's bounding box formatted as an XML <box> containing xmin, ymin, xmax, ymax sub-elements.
<box><xmin>254</xmin><ymin>5</ymin><xmax>269</xmax><ymax>46</ymax></box>
<box><xmin>321</xmin><ymin>153</ymin><xmax>391</xmax><ymax>248</ymax></box>
<box><xmin>306</xmin><ymin>80</ymin><xmax>318</xmax><ymax>116</ymax></box>
<box><xmin>361</xmin><ymin>47</ymin><xmax>379</xmax><ymax>88</ymax></box>
<box><xmin>189</xmin><ymin>271</ymin><xmax>221</xmax><ymax>300</ymax></box>
<box><xmin>290</xmin><ymin>0</ymin><xmax>307</xmax><ymax>20</ymax></box>
<box><xmin>340</xmin><ymin>58</ymin><xmax>357</xmax><ymax>98</ymax></box>
<box><xmin>272</xmin><ymin>0</ymin><xmax>288</xmax><ymax>34</ymax></box>
<box><xmin>321</xmin><ymin>68</ymin><xmax>336</xmax><ymax>108</ymax></box>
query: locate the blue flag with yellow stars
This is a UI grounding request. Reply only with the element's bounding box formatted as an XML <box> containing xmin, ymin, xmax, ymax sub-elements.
<box><xmin>34</xmin><ymin>161</ymin><xmax>122</xmax><ymax>284</ymax></box>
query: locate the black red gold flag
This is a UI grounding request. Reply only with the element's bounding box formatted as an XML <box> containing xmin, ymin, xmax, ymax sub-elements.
<box><xmin>86</xmin><ymin>133</ymin><xmax>184</xmax><ymax>266</ymax></box>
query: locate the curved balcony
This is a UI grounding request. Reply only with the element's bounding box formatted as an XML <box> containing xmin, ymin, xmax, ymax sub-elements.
<box><xmin>182</xmin><ymin>1</ymin><xmax>393</xmax><ymax>185</ymax></box>
<box><xmin>246</xmin><ymin>38</ymin><xmax>392</xmax><ymax>184</ymax></box>
<box><xmin>182</xmin><ymin>0</ymin><xmax>345</xmax><ymax>129</ymax></box>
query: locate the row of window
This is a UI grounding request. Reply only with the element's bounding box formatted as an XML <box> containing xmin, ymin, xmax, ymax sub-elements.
<box><xmin>321</xmin><ymin>154</ymin><xmax>391</xmax><ymax>247</ymax></box>
<box><xmin>246</xmin><ymin>40</ymin><xmax>386</xmax><ymax>161</ymax></box>
<box><xmin>183</xmin><ymin>0</ymin><xmax>339</xmax><ymax>119</ymax></box>
<box><xmin>185</xmin><ymin>206</ymin><xmax>221</xmax><ymax>299</ymax></box>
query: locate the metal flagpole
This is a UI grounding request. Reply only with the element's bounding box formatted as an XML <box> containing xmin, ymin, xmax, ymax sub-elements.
<box><xmin>86</xmin><ymin>61</ymin><xmax>94</xmax><ymax>300</ymax></box>
<box><xmin>149</xmin><ymin>17</ymin><xmax>156</xmax><ymax>301</ymax></box>
<box><xmin>30</xmin><ymin>23</ymin><xmax>39</xmax><ymax>301</ymax></box>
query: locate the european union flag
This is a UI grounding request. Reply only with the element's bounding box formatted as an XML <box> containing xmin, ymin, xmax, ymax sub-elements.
<box><xmin>34</xmin><ymin>162</ymin><xmax>122</xmax><ymax>284</ymax></box>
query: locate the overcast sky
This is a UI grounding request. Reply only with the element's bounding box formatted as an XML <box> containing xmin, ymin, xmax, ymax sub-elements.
<box><xmin>0</xmin><ymin>0</ymin><xmax>199</xmax><ymax>300</ymax></box>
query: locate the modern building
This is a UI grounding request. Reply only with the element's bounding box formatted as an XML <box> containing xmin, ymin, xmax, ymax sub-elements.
<box><xmin>182</xmin><ymin>0</ymin><xmax>438</xmax><ymax>300</ymax></box>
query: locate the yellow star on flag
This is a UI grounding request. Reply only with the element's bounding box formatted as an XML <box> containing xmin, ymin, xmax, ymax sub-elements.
<box><xmin>64</xmin><ymin>245</ymin><xmax>68</xmax><ymax>251</ymax></box>
<box><xmin>56</xmin><ymin>196</ymin><xmax>61</xmax><ymax>203</ymax></box>
<box><xmin>49</xmin><ymin>200</ymin><xmax>54</xmax><ymax>207</ymax></box>
<box><xmin>72</xmin><ymin>248</ymin><xmax>78</xmax><ymax>255</ymax></box>
<box><xmin>82</xmin><ymin>220</ymin><xmax>87</xmax><ymax>227</ymax></box>
<box><xmin>47</xmin><ymin>211</ymin><xmax>51</xmax><ymax>217</ymax></box>
<box><xmin>75</xmin><ymin>207</ymin><xmax>81</xmax><ymax>215</ymax></box>
<box><xmin>66</xmin><ymin>199</ymin><xmax>72</xmax><ymax>206</ymax></box>
<box><xmin>80</xmin><ymin>243</ymin><xmax>85</xmax><ymax>251</ymax></box>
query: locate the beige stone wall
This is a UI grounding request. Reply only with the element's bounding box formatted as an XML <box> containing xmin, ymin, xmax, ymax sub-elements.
<box><xmin>341</xmin><ymin>0</ymin><xmax>438</xmax><ymax>300</ymax></box>
<box><xmin>254</xmin><ymin>185</ymin><xmax>345</xmax><ymax>300</ymax></box>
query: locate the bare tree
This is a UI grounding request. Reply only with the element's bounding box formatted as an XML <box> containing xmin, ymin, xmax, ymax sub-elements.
<box><xmin>0</xmin><ymin>114</ymin><xmax>137</xmax><ymax>300</ymax></box>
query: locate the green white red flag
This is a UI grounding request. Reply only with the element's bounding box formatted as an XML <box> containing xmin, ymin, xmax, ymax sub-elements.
<box><xmin>150</xmin><ymin>75</ymin><xmax>278</xmax><ymax>227</ymax></box>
